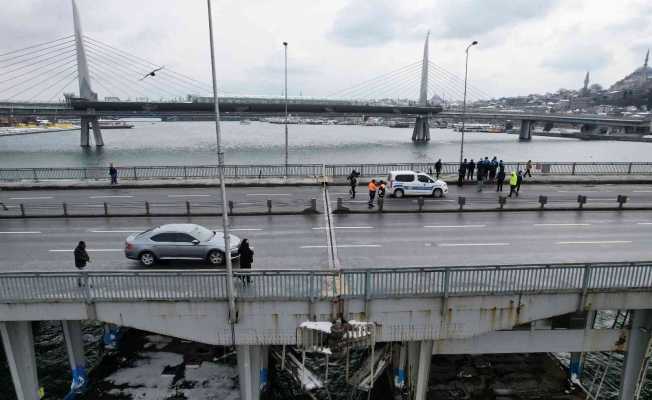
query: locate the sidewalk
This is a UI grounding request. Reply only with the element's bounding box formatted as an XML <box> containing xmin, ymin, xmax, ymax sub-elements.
<box><xmin>2</xmin><ymin>174</ymin><xmax>652</xmax><ymax>190</ymax></box>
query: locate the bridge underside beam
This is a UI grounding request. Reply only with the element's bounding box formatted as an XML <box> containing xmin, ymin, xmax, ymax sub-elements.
<box><xmin>0</xmin><ymin>321</ymin><xmax>40</xmax><ymax>400</ymax></box>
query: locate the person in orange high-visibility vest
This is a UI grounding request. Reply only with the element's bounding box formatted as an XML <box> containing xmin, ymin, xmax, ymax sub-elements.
<box><xmin>368</xmin><ymin>179</ymin><xmax>378</xmax><ymax>208</ymax></box>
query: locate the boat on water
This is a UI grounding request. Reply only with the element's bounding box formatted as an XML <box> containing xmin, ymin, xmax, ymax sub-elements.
<box><xmin>98</xmin><ymin>120</ymin><xmax>134</xmax><ymax>129</ymax></box>
<box><xmin>452</xmin><ymin>123</ymin><xmax>505</xmax><ymax>133</ymax></box>
<box><xmin>387</xmin><ymin>121</ymin><xmax>410</xmax><ymax>128</ymax></box>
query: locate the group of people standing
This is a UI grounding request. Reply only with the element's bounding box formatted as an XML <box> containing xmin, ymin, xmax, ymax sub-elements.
<box><xmin>346</xmin><ymin>169</ymin><xmax>386</xmax><ymax>208</ymax></box>
<box><xmin>454</xmin><ymin>158</ymin><xmax>534</xmax><ymax>196</ymax></box>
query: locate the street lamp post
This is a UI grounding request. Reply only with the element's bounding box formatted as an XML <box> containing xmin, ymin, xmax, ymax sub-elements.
<box><xmin>283</xmin><ymin>41</ymin><xmax>288</xmax><ymax>177</ymax></box>
<box><xmin>206</xmin><ymin>0</ymin><xmax>236</xmax><ymax>324</ymax></box>
<box><xmin>459</xmin><ymin>40</ymin><xmax>478</xmax><ymax>165</ymax></box>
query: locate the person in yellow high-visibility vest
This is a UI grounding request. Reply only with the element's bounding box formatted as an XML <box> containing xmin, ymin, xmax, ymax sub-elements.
<box><xmin>508</xmin><ymin>171</ymin><xmax>518</xmax><ymax>197</ymax></box>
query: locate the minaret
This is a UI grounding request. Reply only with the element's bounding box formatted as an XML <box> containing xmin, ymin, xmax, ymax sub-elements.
<box><xmin>643</xmin><ymin>49</ymin><xmax>649</xmax><ymax>83</ymax></box>
<box><xmin>418</xmin><ymin>31</ymin><xmax>429</xmax><ymax>106</ymax></box>
<box><xmin>583</xmin><ymin>71</ymin><xmax>590</xmax><ymax>93</ymax></box>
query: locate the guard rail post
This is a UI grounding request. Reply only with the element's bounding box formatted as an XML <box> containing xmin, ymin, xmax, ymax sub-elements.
<box><xmin>228</xmin><ymin>201</ymin><xmax>234</xmax><ymax>215</ymax></box>
<box><xmin>62</xmin><ymin>203</ymin><xmax>68</xmax><ymax>217</ymax></box>
<box><xmin>103</xmin><ymin>202</ymin><xmax>108</xmax><ymax>216</ymax></box>
<box><xmin>572</xmin><ymin>163</ymin><xmax>576</xmax><ymax>175</ymax></box>
<box><xmin>538</xmin><ymin>196</ymin><xmax>548</xmax><ymax>209</ymax></box>
<box><xmin>267</xmin><ymin>200</ymin><xmax>272</xmax><ymax>214</ymax></box>
<box><xmin>458</xmin><ymin>196</ymin><xmax>466</xmax><ymax>211</ymax></box>
<box><xmin>82</xmin><ymin>271</ymin><xmax>92</xmax><ymax>303</ymax></box>
<box><xmin>133</xmin><ymin>167</ymin><xmax>138</xmax><ymax>181</ymax></box>
<box><xmin>498</xmin><ymin>196</ymin><xmax>507</xmax><ymax>209</ymax></box>
<box><xmin>310</xmin><ymin>198</ymin><xmax>317</xmax><ymax>213</ymax></box>
<box><xmin>83</xmin><ymin>168</ymin><xmax>87</xmax><ymax>180</ymax></box>
<box><xmin>234</xmin><ymin>165</ymin><xmax>238</xmax><ymax>179</ymax></box>
<box><xmin>32</xmin><ymin>169</ymin><xmax>38</xmax><ymax>182</ymax></box>
<box><xmin>617</xmin><ymin>195</ymin><xmax>628</xmax><ymax>209</ymax></box>
<box><xmin>417</xmin><ymin>197</ymin><xmax>424</xmax><ymax>212</ymax></box>
<box><xmin>183</xmin><ymin>166</ymin><xmax>188</xmax><ymax>179</ymax></box>
<box><xmin>145</xmin><ymin>202</ymin><xmax>150</xmax><ymax>216</ymax></box>
<box><xmin>441</xmin><ymin>268</ymin><xmax>450</xmax><ymax>317</ymax></box>
<box><xmin>186</xmin><ymin>201</ymin><xmax>191</xmax><ymax>216</ymax></box>
<box><xmin>336</xmin><ymin>198</ymin><xmax>349</xmax><ymax>213</ymax></box>
<box><xmin>628</xmin><ymin>162</ymin><xmax>632</xmax><ymax>174</ymax></box>
<box><xmin>578</xmin><ymin>264</ymin><xmax>592</xmax><ymax>311</ymax></box>
<box><xmin>577</xmin><ymin>195</ymin><xmax>587</xmax><ymax>209</ymax></box>
<box><xmin>20</xmin><ymin>203</ymin><xmax>25</xmax><ymax>217</ymax></box>
<box><xmin>364</xmin><ymin>270</ymin><xmax>371</xmax><ymax>316</ymax></box>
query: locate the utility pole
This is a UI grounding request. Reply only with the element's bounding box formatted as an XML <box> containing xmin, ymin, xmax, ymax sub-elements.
<box><xmin>283</xmin><ymin>41</ymin><xmax>289</xmax><ymax>177</ymax></box>
<box><xmin>459</xmin><ymin>41</ymin><xmax>478</xmax><ymax>164</ymax></box>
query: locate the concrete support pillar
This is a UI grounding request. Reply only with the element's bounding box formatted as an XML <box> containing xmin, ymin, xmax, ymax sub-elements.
<box><xmin>519</xmin><ymin>119</ymin><xmax>533</xmax><ymax>141</ymax></box>
<box><xmin>62</xmin><ymin>320</ymin><xmax>87</xmax><ymax>396</ymax></box>
<box><xmin>393</xmin><ymin>342</ymin><xmax>407</xmax><ymax>389</ymax></box>
<box><xmin>411</xmin><ymin>116</ymin><xmax>430</xmax><ymax>142</ymax></box>
<box><xmin>90</xmin><ymin>118</ymin><xmax>104</xmax><ymax>147</ymax></box>
<box><xmin>236</xmin><ymin>345</ymin><xmax>269</xmax><ymax>400</ymax></box>
<box><xmin>620</xmin><ymin>309</ymin><xmax>652</xmax><ymax>400</ymax></box>
<box><xmin>0</xmin><ymin>321</ymin><xmax>41</xmax><ymax>400</ymax></box>
<box><xmin>569</xmin><ymin>352</ymin><xmax>582</xmax><ymax>378</ymax></box>
<box><xmin>580</xmin><ymin>123</ymin><xmax>597</xmax><ymax>133</ymax></box>
<box><xmin>80</xmin><ymin>117</ymin><xmax>90</xmax><ymax>147</ymax></box>
<box><xmin>414</xmin><ymin>340</ymin><xmax>433</xmax><ymax>400</ymax></box>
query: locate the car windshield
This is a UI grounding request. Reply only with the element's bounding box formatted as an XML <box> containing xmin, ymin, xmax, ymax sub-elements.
<box><xmin>189</xmin><ymin>225</ymin><xmax>214</xmax><ymax>242</ymax></box>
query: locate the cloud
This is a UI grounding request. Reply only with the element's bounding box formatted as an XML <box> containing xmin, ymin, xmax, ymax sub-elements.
<box><xmin>543</xmin><ymin>44</ymin><xmax>612</xmax><ymax>72</ymax></box>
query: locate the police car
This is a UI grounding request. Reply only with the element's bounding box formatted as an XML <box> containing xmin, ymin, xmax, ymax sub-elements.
<box><xmin>387</xmin><ymin>170</ymin><xmax>448</xmax><ymax>198</ymax></box>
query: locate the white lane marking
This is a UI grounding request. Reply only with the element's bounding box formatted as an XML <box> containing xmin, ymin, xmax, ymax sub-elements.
<box><xmin>557</xmin><ymin>190</ymin><xmax>611</xmax><ymax>193</ymax></box>
<box><xmin>246</xmin><ymin>193</ymin><xmax>290</xmax><ymax>196</ymax></box>
<box><xmin>438</xmin><ymin>243</ymin><xmax>509</xmax><ymax>247</ymax></box>
<box><xmin>89</xmin><ymin>195</ymin><xmax>134</xmax><ymax>199</ymax></box>
<box><xmin>300</xmin><ymin>244</ymin><xmax>381</xmax><ymax>249</ymax></box>
<box><xmin>89</xmin><ymin>230</ymin><xmax>141</xmax><ymax>233</ymax></box>
<box><xmin>230</xmin><ymin>228</ymin><xmax>264</xmax><ymax>231</ymax></box>
<box><xmin>0</xmin><ymin>231</ymin><xmax>42</xmax><ymax>234</ymax></box>
<box><xmin>9</xmin><ymin>196</ymin><xmax>53</xmax><ymax>200</ymax></box>
<box><xmin>167</xmin><ymin>194</ymin><xmax>211</xmax><ymax>198</ymax></box>
<box><xmin>312</xmin><ymin>226</ymin><xmax>374</xmax><ymax>230</ymax></box>
<box><xmin>411</xmin><ymin>199</ymin><xmax>455</xmax><ymax>202</ymax></box>
<box><xmin>49</xmin><ymin>249</ymin><xmax>122</xmax><ymax>252</ymax></box>
<box><xmin>633</xmin><ymin>190</ymin><xmax>652</xmax><ymax>193</ymax></box>
<box><xmin>330</xmin><ymin>200</ymin><xmax>369</xmax><ymax>203</ymax></box>
<box><xmin>424</xmin><ymin>225</ymin><xmax>486</xmax><ymax>228</ymax></box>
<box><xmin>533</xmin><ymin>223</ymin><xmax>592</xmax><ymax>227</ymax></box>
<box><xmin>637</xmin><ymin>222</ymin><xmax>652</xmax><ymax>225</ymax></box>
<box><xmin>556</xmin><ymin>240</ymin><xmax>632</xmax><ymax>245</ymax></box>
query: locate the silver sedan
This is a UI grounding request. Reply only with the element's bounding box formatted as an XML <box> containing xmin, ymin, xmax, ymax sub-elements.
<box><xmin>125</xmin><ymin>223</ymin><xmax>241</xmax><ymax>267</ymax></box>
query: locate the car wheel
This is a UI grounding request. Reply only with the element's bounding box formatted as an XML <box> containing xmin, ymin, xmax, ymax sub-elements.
<box><xmin>394</xmin><ymin>189</ymin><xmax>404</xmax><ymax>198</ymax></box>
<box><xmin>139</xmin><ymin>251</ymin><xmax>156</xmax><ymax>267</ymax></box>
<box><xmin>208</xmin><ymin>250</ymin><xmax>225</xmax><ymax>266</ymax></box>
<box><xmin>433</xmin><ymin>188</ymin><xmax>444</xmax><ymax>198</ymax></box>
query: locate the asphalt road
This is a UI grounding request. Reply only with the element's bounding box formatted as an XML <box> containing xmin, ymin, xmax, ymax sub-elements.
<box><xmin>1</xmin><ymin>211</ymin><xmax>651</xmax><ymax>272</ymax></box>
<box><xmin>1</xmin><ymin>183</ymin><xmax>652</xmax><ymax>216</ymax></box>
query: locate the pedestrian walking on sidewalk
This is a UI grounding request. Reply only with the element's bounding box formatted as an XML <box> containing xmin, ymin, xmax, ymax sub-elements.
<box><xmin>377</xmin><ymin>180</ymin><xmax>386</xmax><ymax>209</ymax></box>
<box><xmin>347</xmin><ymin>169</ymin><xmax>359</xmax><ymax>199</ymax></box>
<box><xmin>496</xmin><ymin>169</ymin><xmax>506</xmax><ymax>192</ymax></box>
<box><xmin>238</xmin><ymin>239</ymin><xmax>254</xmax><ymax>287</ymax></box>
<box><xmin>74</xmin><ymin>241</ymin><xmax>90</xmax><ymax>287</ymax></box>
<box><xmin>516</xmin><ymin>170</ymin><xmax>523</xmax><ymax>195</ymax></box>
<box><xmin>467</xmin><ymin>159</ymin><xmax>475</xmax><ymax>181</ymax></box>
<box><xmin>508</xmin><ymin>171</ymin><xmax>518</xmax><ymax>197</ymax></box>
<box><xmin>109</xmin><ymin>163</ymin><xmax>118</xmax><ymax>185</ymax></box>
<box><xmin>458</xmin><ymin>159</ymin><xmax>467</xmax><ymax>186</ymax></box>
<box><xmin>434</xmin><ymin>159</ymin><xmax>442</xmax><ymax>179</ymax></box>
<box><xmin>368</xmin><ymin>179</ymin><xmax>378</xmax><ymax>208</ymax></box>
<box><xmin>525</xmin><ymin>160</ymin><xmax>533</xmax><ymax>178</ymax></box>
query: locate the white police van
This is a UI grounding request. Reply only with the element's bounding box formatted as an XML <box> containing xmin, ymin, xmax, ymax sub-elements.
<box><xmin>387</xmin><ymin>170</ymin><xmax>448</xmax><ymax>198</ymax></box>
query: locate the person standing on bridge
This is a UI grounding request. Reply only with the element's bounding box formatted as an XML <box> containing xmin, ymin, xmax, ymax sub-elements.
<box><xmin>496</xmin><ymin>167</ymin><xmax>506</xmax><ymax>192</ymax></box>
<box><xmin>525</xmin><ymin>160</ymin><xmax>533</xmax><ymax>178</ymax></box>
<box><xmin>458</xmin><ymin>160</ymin><xmax>467</xmax><ymax>186</ymax></box>
<box><xmin>109</xmin><ymin>163</ymin><xmax>118</xmax><ymax>185</ymax></box>
<box><xmin>74</xmin><ymin>241</ymin><xmax>90</xmax><ymax>287</ymax></box>
<box><xmin>434</xmin><ymin>159</ymin><xmax>442</xmax><ymax>179</ymax></box>
<box><xmin>347</xmin><ymin>169</ymin><xmax>360</xmax><ymax>199</ymax></box>
<box><xmin>467</xmin><ymin>159</ymin><xmax>475</xmax><ymax>181</ymax></box>
<box><xmin>508</xmin><ymin>171</ymin><xmax>518</xmax><ymax>197</ymax></box>
<box><xmin>516</xmin><ymin>170</ymin><xmax>523</xmax><ymax>195</ymax></box>
<box><xmin>238</xmin><ymin>239</ymin><xmax>254</xmax><ymax>287</ymax></box>
<box><xmin>368</xmin><ymin>179</ymin><xmax>378</xmax><ymax>208</ymax></box>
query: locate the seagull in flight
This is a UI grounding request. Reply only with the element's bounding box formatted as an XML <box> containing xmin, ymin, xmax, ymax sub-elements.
<box><xmin>140</xmin><ymin>66</ymin><xmax>164</xmax><ymax>81</ymax></box>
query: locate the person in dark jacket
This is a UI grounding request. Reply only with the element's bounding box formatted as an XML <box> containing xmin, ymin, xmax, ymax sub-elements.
<box><xmin>467</xmin><ymin>159</ymin><xmax>475</xmax><ymax>181</ymax></box>
<box><xmin>516</xmin><ymin>170</ymin><xmax>523</xmax><ymax>195</ymax></box>
<box><xmin>74</xmin><ymin>241</ymin><xmax>90</xmax><ymax>287</ymax></box>
<box><xmin>496</xmin><ymin>169</ymin><xmax>506</xmax><ymax>192</ymax></box>
<box><xmin>109</xmin><ymin>163</ymin><xmax>118</xmax><ymax>185</ymax></box>
<box><xmin>347</xmin><ymin>170</ymin><xmax>359</xmax><ymax>199</ymax></box>
<box><xmin>434</xmin><ymin>159</ymin><xmax>442</xmax><ymax>179</ymax></box>
<box><xmin>458</xmin><ymin>160</ymin><xmax>467</xmax><ymax>186</ymax></box>
<box><xmin>238</xmin><ymin>239</ymin><xmax>254</xmax><ymax>286</ymax></box>
<box><xmin>476</xmin><ymin>158</ymin><xmax>485</xmax><ymax>182</ymax></box>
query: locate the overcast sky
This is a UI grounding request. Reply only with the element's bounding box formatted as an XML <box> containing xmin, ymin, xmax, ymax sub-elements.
<box><xmin>2</xmin><ymin>0</ymin><xmax>651</xmax><ymax>100</ymax></box>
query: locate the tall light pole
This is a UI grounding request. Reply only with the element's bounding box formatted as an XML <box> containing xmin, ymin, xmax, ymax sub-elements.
<box><xmin>206</xmin><ymin>0</ymin><xmax>236</xmax><ymax>324</ymax></box>
<box><xmin>459</xmin><ymin>40</ymin><xmax>478</xmax><ymax>165</ymax></box>
<box><xmin>283</xmin><ymin>41</ymin><xmax>289</xmax><ymax>176</ymax></box>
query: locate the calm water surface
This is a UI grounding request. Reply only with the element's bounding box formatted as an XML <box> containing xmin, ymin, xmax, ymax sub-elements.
<box><xmin>0</xmin><ymin>121</ymin><xmax>650</xmax><ymax>168</ymax></box>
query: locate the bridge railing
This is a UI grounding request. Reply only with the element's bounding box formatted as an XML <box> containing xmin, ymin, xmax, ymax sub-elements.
<box><xmin>1</xmin><ymin>262</ymin><xmax>651</xmax><ymax>304</ymax></box>
<box><xmin>2</xmin><ymin>162</ymin><xmax>652</xmax><ymax>182</ymax></box>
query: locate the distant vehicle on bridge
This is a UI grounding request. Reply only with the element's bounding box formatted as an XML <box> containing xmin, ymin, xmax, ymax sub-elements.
<box><xmin>387</xmin><ymin>170</ymin><xmax>448</xmax><ymax>198</ymax></box>
<box><xmin>124</xmin><ymin>223</ymin><xmax>241</xmax><ymax>266</ymax></box>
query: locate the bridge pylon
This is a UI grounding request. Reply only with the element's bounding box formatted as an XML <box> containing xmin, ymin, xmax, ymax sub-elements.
<box><xmin>72</xmin><ymin>0</ymin><xmax>103</xmax><ymax>147</ymax></box>
<box><xmin>412</xmin><ymin>31</ymin><xmax>430</xmax><ymax>142</ymax></box>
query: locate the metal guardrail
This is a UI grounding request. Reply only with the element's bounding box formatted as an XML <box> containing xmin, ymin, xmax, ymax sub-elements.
<box><xmin>2</xmin><ymin>162</ymin><xmax>652</xmax><ymax>182</ymax></box>
<box><xmin>1</xmin><ymin>262</ymin><xmax>651</xmax><ymax>304</ymax></box>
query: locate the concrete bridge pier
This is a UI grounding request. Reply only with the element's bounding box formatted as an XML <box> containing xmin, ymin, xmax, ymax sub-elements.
<box><xmin>0</xmin><ymin>321</ymin><xmax>40</xmax><ymax>400</ymax></box>
<box><xmin>519</xmin><ymin>120</ymin><xmax>534</xmax><ymax>141</ymax></box>
<box><xmin>236</xmin><ymin>345</ymin><xmax>269</xmax><ymax>400</ymax></box>
<box><xmin>80</xmin><ymin>114</ymin><xmax>103</xmax><ymax>147</ymax></box>
<box><xmin>398</xmin><ymin>340</ymin><xmax>433</xmax><ymax>400</ymax></box>
<box><xmin>62</xmin><ymin>320</ymin><xmax>87</xmax><ymax>396</ymax></box>
<box><xmin>619</xmin><ymin>309</ymin><xmax>652</xmax><ymax>400</ymax></box>
<box><xmin>412</xmin><ymin>116</ymin><xmax>430</xmax><ymax>142</ymax></box>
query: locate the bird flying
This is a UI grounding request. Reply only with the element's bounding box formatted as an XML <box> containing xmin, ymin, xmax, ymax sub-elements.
<box><xmin>140</xmin><ymin>66</ymin><xmax>164</xmax><ymax>81</ymax></box>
